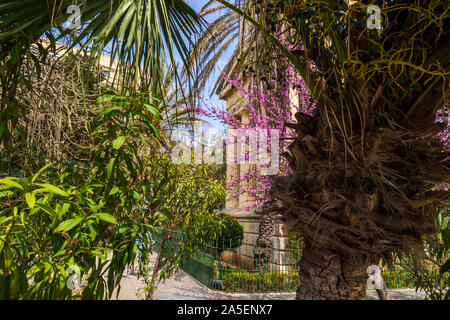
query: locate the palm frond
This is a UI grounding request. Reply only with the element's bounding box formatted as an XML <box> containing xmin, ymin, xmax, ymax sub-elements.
<box><xmin>188</xmin><ymin>0</ymin><xmax>261</xmax><ymax>96</ymax></box>
<box><xmin>0</xmin><ymin>0</ymin><xmax>205</xmax><ymax>91</ymax></box>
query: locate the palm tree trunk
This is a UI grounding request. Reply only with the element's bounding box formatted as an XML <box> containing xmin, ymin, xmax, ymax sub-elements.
<box><xmin>296</xmin><ymin>240</ymin><xmax>367</xmax><ymax>300</ymax></box>
<box><xmin>254</xmin><ymin>212</ymin><xmax>275</xmax><ymax>271</ymax></box>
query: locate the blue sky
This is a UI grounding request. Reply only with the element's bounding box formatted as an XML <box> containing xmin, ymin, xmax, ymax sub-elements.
<box><xmin>187</xmin><ymin>0</ymin><xmax>234</xmax><ymax>131</ymax></box>
<box><xmin>61</xmin><ymin>0</ymin><xmax>232</xmax><ymax>130</ymax></box>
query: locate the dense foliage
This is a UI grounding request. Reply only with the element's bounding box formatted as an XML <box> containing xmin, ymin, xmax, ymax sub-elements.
<box><xmin>0</xmin><ymin>0</ymin><xmax>224</xmax><ymax>298</ymax></box>
<box><xmin>0</xmin><ymin>82</ymin><xmax>226</xmax><ymax>299</ymax></box>
<box><xmin>222</xmin><ymin>271</ymin><xmax>300</xmax><ymax>293</ymax></box>
<box><xmin>207</xmin><ymin>214</ymin><xmax>244</xmax><ymax>249</ymax></box>
<box><xmin>0</xmin><ymin>89</ymin><xmax>162</xmax><ymax>299</ymax></box>
<box><xmin>394</xmin><ymin>206</ymin><xmax>450</xmax><ymax>300</ymax></box>
<box><xmin>1</xmin><ymin>0</ymin><xmax>449</xmax><ymax>301</ymax></box>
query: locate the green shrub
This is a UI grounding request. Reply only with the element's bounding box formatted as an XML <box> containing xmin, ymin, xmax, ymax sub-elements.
<box><xmin>219</xmin><ymin>269</ymin><xmax>419</xmax><ymax>293</ymax></box>
<box><xmin>209</xmin><ymin>214</ymin><xmax>244</xmax><ymax>249</ymax></box>
<box><xmin>379</xmin><ymin>269</ymin><xmax>448</xmax><ymax>290</ymax></box>
<box><xmin>139</xmin><ymin>155</ymin><xmax>226</xmax><ymax>299</ymax></box>
<box><xmin>0</xmin><ymin>93</ymin><xmax>161</xmax><ymax>300</ymax></box>
<box><xmin>221</xmin><ymin>271</ymin><xmax>300</xmax><ymax>293</ymax></box>
<box><xmin>392</xmin><ymin>208</ymin><xmax>449</xmax><ymax>299</ymax></box>
<box><xmin>286</xmin><ymin>231</ymin><xmax>304</xmax><ymax>268</ymax></box>
<box><xmin>382</xmin><ymin>270</ymin><xmax>416</xmax><ymax>289</ymax></box>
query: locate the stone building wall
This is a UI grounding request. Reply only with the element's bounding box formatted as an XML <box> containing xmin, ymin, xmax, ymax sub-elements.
<box><xmin>217</xmin><ymin>72</ymin><xmax>292</xmax><ymax>266</ymax></box>
<box><xmin>214</xmin><ymin>40</ymin><xmax>306</xmax><ymax>271</ymax></box>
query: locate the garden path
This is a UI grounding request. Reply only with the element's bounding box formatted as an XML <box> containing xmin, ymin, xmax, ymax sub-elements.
<box><xmin>113</xmin><ymin>253</ymin><xmax>426</xmax><ymax>300</ymax></box>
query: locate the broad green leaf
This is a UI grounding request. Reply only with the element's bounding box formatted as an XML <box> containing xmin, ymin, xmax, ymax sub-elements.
<box><xmin>4</xmin><ymin>245</ymin><xmax>12</xmax><ymax>270</ymax></box>
<box><xmin>54</xmin><ymin>218</ymin><xmax>84</xmax><ymax>233</ymax></box>
<box><xmin>35</xmin><ymin>183</ymin><xmax>69</xmax><ymax>197</ymax></box>
<box><xmin>113</xmin><ymin>135</ymin><xmax>126</xmax><ymax>150</ymax></box>
<box><xmin>87</xmin><ymin>222</ymin><xmax>98</xmax><ymax>241</ymax></box>
<box><xmin>0</xmin><ymin>216</ymin><xmax>13</xmax><ymax>226</ymax></box>
<box><xmin>108</xmin><ymin>99</ymin><xmax>130</xmax><ymax>107</ymax></box>
<box><xmin>96</xmin><ymin>106</ymin><xmax>123</xmax><ymax>118</ymax></box>
<box><xmin>35</xmin><ymin>203</ymin><xmax>57</xmax><ymax>217</ymax></box>
<box><xmin>96</xmin><ymin>93</ymin><xmax>120</xmax><ymax>104</ymax></box>
<box><xmin>94</xmin><ymin>213</ymin><xmax>118</xmax><ymax>225</ymax></box>
<box><xmin>143</xmin><ymin>103</ymin><xmax>162</xmax><ymax>119</ymax></box>
<box><xmin>0</xmin><ymin>185</ymin><xmax>13</xmax><ymax>191</ymax></box>
<box><xmin>0</xmin><ymin>178</ymin><xmax>23</xmax><ymax>190</ymax></box>
<box><xmin>25</xmin><ymin>192</ymin><xmax>36</xmax><ymax>209</ymax></box>
<box><xmin>0</xmin><ymin>191</ymin><xmax>14</xmax><ymax>198</ymax></box>
<box><xmin>60</xmin><ymin>203</ymin><xmax>71</xmax><ymax>216</ymax></box>
<box><xmin>141</xmin><ymin>119</ymin><xmax>160</xmax><ymax>139</ymax></box>
<box><xmin>132</xmin><ymin>191</ymin><xmax>142</xmax><ymax>201</ymax></box>
<box><xmin>20</xmin><ymin>178</ymin><xmax>30</xmax><ymax>192</ymax></box>
<box><xmin>20</xmin><ymin>210</ymin><xmax>25</xmax><ymax>226</ymax></box>
<box><xmin>32</xmin><ymin>188</ymin><xmax>51</xmax><ymax>195</ymax></box>
<box><xmin>147</xmin><ymin>97</ymin><xmax>161</xmax><ymax>103</ymax></box>
<box><xmin>54</xmin><ymin>248</ymin><xmax>67</xmax><ymax>258</ymax></box>
<box><xmin>0</xmin><ymin>235</ymin><xmax>5</xmax><ymax>256</ymax></box>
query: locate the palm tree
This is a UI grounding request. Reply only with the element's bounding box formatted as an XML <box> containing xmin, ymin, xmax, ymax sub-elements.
<box><xmin>219</xmin><ymin>0</ymin><xmax>449</xmax><ymax>299</ymax></box>
<box><xmin>142</xmin><ymin>63</ymin><xmax>208</xmax><ymax>151</ymax></box>
<box><xmin>190</xmin><ymin>0</ymin><xmax>264</xmax><ymax>95</ymax></box>
<box><xmin>0</xmin><ymin>0</ymin><xmax>205</xmax><ymax>146</ymax></box>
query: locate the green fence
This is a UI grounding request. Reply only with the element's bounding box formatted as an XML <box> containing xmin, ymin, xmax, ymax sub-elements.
<box><xmin>151</xmin><ymin>230</ymin><xmax>418</xmax><ymax>293</ymax></box>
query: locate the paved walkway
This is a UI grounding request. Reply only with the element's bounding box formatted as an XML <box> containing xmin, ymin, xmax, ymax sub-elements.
<box><xmin>114</xmin><ymin>254</ymin><xmax>425</xmax><ymax>300</ymax></box>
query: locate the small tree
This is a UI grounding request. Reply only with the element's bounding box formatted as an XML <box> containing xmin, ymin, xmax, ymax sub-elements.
<box><xmin>137</xmin><ymin>155</ymin><xmax>226</xmax><ymax>300</ymax></box>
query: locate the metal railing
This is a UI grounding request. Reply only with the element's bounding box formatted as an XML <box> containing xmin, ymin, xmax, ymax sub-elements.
<box><xmin>151</xmin><ymin>229</ymin><xmax>419</xmax><ymax>293</ymax></box>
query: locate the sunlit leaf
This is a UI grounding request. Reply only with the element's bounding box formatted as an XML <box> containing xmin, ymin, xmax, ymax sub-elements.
<box><xmin>25</xmin><ymin>192</ymin><xmax>36</xmax><ymax>209</ymax></box>
<box><xmin>31</xmin><ymin>162</ymin><xmax>54</xmax><ymax>183</ymax></box>
<box><xmin>94</xmin><ymin>213</ymin><xmax>118</xmax><ymax>225</ymax></box>
<box><xmin>0</xmin><ymin>178</ymin><xmax>23</xmax><ymax>190</ymax></box>
<box><xmin>54</xmin><ymin>217</ymin><xmax>84</xmax><ymax>233</ymax></box>
<box><xmin>35</xmin><ymin>183</ymin><xmax>69</xmax><ymax>197</ymax></box>
<box><xmin>112</xmin><ymin>135</ymin><xmax>126</xmax><ymax>150</ymax></box>
<box><xmin>35</xmin><ymin>203</ymin><xmax>57</xmax><ymax>217</ymax></box>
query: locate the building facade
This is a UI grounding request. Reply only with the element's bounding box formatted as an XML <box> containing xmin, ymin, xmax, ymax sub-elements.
<box><xmin>216</xmin><ymin>63</ymin><xmax>291</xmax><ymax>268</ymax></box>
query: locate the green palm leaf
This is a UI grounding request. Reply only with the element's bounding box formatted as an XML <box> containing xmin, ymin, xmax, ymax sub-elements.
<box><xmin>0</xmin><ymin>0</ymin><xmax>205</xmax><ymax>90</ymax></box>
